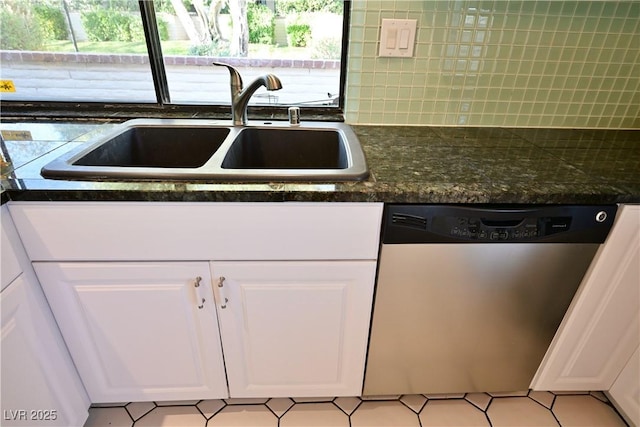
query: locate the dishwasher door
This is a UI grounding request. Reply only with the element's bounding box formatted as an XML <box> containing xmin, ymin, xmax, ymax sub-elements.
<box><xmin>364</xmin><ymin>242</ymin><xmax>599</xmax><ymax>395</ymax></box>
<box><xmin>364</xmin><ymin>204</ymin><xmax>618</xmax><ymax>396</ymax></box>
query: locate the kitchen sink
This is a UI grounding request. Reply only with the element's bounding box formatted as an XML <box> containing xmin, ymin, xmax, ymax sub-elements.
<box><xmin>41</xmin><ymin>119</ymin><xmax>369</xmax><ymax>181</ymax></box>
<box><xmin>222</xmin><ymin>128</ymin><xmax>349</xmax><ymax>170</ymax></box>
<box><xmin>73</xmin><ymin>126</ymin><xmax>230</xmax><ymax>168</ymax></box>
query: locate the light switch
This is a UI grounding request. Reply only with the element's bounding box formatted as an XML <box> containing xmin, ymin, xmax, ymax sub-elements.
<box><xmin>378</xmin><ymin>19</ymin><xmax>417</xmax><ymax>57</ymax></box>
<box><xmin>386</xmin><ymin>27</ymin><xmax>398</xmax><ymax>49</ymax></box>
<box><xmin>399</xmin><ymin>29</ymin><xmax>410</xmax><ymax>49</ymax></box>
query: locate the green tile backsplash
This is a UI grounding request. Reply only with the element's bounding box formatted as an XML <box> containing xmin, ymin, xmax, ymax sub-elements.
<box><xmin>345</xmin><ymin>1</ymin><xmax>639</xmax><ymax>128</ymax></box>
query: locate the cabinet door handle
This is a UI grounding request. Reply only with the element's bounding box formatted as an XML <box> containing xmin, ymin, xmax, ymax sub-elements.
<box><xmin>214</xmin><ymin>276</ymin><xmax>228</xmax><ymax>309</ymax></box>
<box><xmin>194</xmin><ymin>276</ymin><xmax>205</xmax><ymax>309</ymax></box>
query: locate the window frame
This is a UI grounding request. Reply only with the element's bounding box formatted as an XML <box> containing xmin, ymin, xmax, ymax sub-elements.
<box><xmin>1</xmin><ymin>1</ymin><xmax>351</xmax><ymax>122</ymax></box>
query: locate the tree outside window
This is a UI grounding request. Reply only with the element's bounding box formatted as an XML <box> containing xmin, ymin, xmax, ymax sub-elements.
<box><xmin>0</xmin><ymin>0</ymin><xmax>345</xmax><ymax>107</ymax></box>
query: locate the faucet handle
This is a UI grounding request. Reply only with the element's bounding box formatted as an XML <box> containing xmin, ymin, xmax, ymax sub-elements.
<box><xmin>212</xmin><ymin>61</ymin><xmax>243</xmax><ymax>91</ymax></box>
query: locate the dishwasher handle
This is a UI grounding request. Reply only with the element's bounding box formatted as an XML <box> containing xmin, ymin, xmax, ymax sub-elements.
<box><xmin>480</xmin><ymin>218</ymin><xmax>524</xmax><ymax>228</ymax></box>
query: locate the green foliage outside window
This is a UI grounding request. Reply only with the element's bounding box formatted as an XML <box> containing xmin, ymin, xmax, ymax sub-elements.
<box><xmin>33</xmin><ymin>4</ymin><xmax>68</xmax><ymax>41</ymax></box>
<box><xmin>0</xmin><ymin>5</ymin><xmax>44</xmax><ymax>50</ymax></box>
<box><xmin>247</xmin><ymin>2</ymin><xmax>275</xmax><ymax>45</ymax></box>
<box><xmin>276</xmin><ymin>0</ymin><xmax>343</xmax><ymax>15</ymax></box>
<box><xmin>311</xmin><ymin>37</ymin><xmax>341</xmax><ymax>60</ymax></box>
<box><xmin>82</xmin><ymin>9</ymin><xmax>168</xmax><ymax>42</ymax></box>
<box><xmin>286</xmin><ymin>23</ymin><xmax>311</xmax><ymax>47</ymax></box>
<box><xmin>188</xmin><ymin>39</ymin><xmax>231</xmax><ymax>56</ymax></box>
<box><xmin>82</xmin><ymin>10</ymin><xmax>141</xmax><ymax>42</ymax></box>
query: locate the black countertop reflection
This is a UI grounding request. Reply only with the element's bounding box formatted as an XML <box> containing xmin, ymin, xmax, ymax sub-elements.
<box><xmin>2</xmin><ymin>121</ymin><xmax>638</xmax><ymax>204</ymax></box>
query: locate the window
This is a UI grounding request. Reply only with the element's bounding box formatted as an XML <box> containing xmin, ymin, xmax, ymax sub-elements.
<box><xmin>0</xmin><ymin>0</ymin><xmax>348</xmax><ymax>116</ymax></box>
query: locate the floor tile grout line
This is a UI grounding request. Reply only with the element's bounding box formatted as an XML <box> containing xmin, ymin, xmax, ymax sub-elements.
<box><xmin>330</xmin><ymin>399</ymin><xmax>359</xmax><ymax>418</ymax></box>
<box><xmin>587</xmin><ymin>394</ymin><xmax>631</xmax><ymax>427</ymax></box>
<box><xmin>124</xmin><ymin>402</ymin><xmax>155</xmax><ymax>423</ymax></box>
<box><xmin>194</xmin><ymin>404</ymin><xmax>209</xmax><ymax>423</ymax></box>
<box><xmin>484</xmin><ymin>410</ymin><xmax>494</xmax><ymax>427</ymax></box>
<box><xmin>548</xmin><ymin>398</ymin><xmax>563</xmax><ymax>427</ymax></box>
<box><xmin>264</xmin><ymin>400</ymin><xmax>282</xmax><ymax>420</ymax></box>
<box><xmin>398</xmin><ymin>398</ymin><xmax>421</xmax><ymax>415</ymax></box>
<box><xmin>464</xmin><ymin>393</ymin><xmax>493</xmax><ymax>412</ymax></box>
<box><xmin>527</xmin><ymin>393</ymin><xmax>555</xmax><ymax>411</ymax></box>
<box><xmin>529</xmin><ymin>394</ymin><xmax>561</xmax><ymax>426</ymax></box>
<box><xmin>87</xmin><ymin>390</ymin><xmax>628</xmax><ymax>427</ymax></box>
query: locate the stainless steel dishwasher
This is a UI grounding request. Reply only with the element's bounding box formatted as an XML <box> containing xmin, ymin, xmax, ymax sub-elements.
<box><xmin>364</xmin><ymin>204</ymin><xmax>617</xmax><ymax>395</ymax></box>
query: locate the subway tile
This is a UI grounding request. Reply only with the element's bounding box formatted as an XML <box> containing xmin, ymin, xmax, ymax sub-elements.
<box><xmin>345</xmin><ymin>0</ymin><xmax>639</xmax><ymax>127</ymax></box>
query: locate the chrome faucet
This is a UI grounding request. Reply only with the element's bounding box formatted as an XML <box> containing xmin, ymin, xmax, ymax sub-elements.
<box><xmin>213</xmin><ymin>62</ymin><xmax>283</xmax><ymax>126</ymax></box>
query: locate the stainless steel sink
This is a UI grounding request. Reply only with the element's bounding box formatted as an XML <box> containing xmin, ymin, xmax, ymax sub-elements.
<box><xmin>41</xmin><ymin>119</ymin><xmax>369</xmax><ymax>181</ymax></box>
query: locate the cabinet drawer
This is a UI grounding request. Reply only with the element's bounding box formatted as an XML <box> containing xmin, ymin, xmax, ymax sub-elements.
<box><xmin>9</xmin><ymin>202</ymin><xmax>383</xmax><ymax>261</ymax></box>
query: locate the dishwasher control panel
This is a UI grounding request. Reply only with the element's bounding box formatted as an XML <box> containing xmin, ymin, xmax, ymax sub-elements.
<box><xmin>384</xmin><ymin>205</ymin><xmax>617</xmax><ymax>244</ymax></box>
<box><xmin>433</xmin><ymin>215</ymin><xmax>572</xmax><ymax>241</ymax></box>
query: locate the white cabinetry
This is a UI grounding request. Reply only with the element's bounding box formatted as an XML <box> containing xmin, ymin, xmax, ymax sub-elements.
<box><xmin>9</xmin><ymin>202</ymin><xmax>382</xmax><ymax>401</ymax></box>
<box><xmin>9</xmin><ymin>202</ymin><xmax>381</xmax><ymax>261</ymax></box>
<box><xmin>1</xmin><ymin>209</ymin><xmax>21</xmax><ymax>290</ymax></box>
<box><xmin>33</xmin><ymin>262</ymin><xmax>228</xmax><ymax>403</ymax></box>
<box><xmin>532</xmin><ymin>205</ymin><xmax>640</xmax><ymax>392</ymax></box>
<box><xmin>1</xmin><ymin>206</ymin><xmax>89</xmax><ymax>426</ymax></box>
<box><xmin>212</xmin><ymin>261</ymin><xmax>376</xmax><ymax>397</ymax></box>
<box><xmin>609</xmin><ymin>346</ymin><xmax>639</xmax><ymax>427</ymax></box>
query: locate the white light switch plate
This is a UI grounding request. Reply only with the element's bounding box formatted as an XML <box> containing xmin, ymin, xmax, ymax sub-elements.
<box><xmin>378</xmin><ymin>19</ymin><xmax>417</xmax><ymax>57</ymax></box>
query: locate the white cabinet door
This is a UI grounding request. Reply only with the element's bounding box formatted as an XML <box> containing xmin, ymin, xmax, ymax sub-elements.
<box><xmin>609</xmin><ymin>346</ymin><xmax>640</xmax><ymax>427</ymax></box>
<box><xmin>212</xmin><ymin>261</ymin><xmax>376</xmax><ymax>398</ymax></box>
<box><xmin>532</xmin><ymin>205</ymin><xmax>640</xmax><ymax>391</ymax></box>
<box><xmin>33</xmin><ymin>262</ymin><xmax>228</xmax><ymax>403</ymax></box>
<box><xmin>1</xmin><ymin>275</ymin><xmax>89</xmax><ymax>427</ymax></box>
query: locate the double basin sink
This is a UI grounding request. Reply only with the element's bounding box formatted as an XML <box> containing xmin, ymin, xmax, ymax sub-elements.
<box><xmin>41</xmin><ymin>119</ymin><xmax>369</xmax><ymax>182</ymax></box>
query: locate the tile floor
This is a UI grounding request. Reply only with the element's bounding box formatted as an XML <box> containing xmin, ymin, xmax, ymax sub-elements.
<box><xmin>84</xmin><ymin>390</ymin><xmax>630</xmax><ymax>426</ymax></box>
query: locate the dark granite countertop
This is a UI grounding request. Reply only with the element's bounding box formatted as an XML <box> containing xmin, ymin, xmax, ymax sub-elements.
<box><xmin>1</xmin><ymin>121</ymin><xmax>638</xmax><ymax>204</ymax></box>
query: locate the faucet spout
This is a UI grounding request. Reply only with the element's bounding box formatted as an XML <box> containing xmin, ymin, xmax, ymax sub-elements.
<box><xmin>213</xmin><ymin>62</ymin><xmax>283</xmax><ymax>126</ymax></box>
